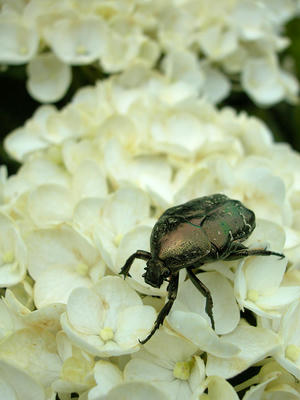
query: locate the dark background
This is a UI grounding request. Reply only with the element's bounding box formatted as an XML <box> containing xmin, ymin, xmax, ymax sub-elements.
<box><xmin>1</xmin><ymin>18</ymin><xmax>300</xmax><ymax>177</ymax></box>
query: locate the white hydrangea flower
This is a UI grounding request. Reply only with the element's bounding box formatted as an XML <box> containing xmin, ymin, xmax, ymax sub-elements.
<box><xmin>0</xmin><ymin>0</ymin><xmax>298</xmax><ymax>103</ymax></box>
<box><xmin>0</xmin><ymin>11</ymin><xmax>38</xmax><ymax>64</ymax></box>
<box><xmin>124</xmin><ymin>329</ymin><xmax>239</xmax><ymax>400</ymax></box>
<box><xmin>25</xmin><ymin>225</ymin><xmax>104</xmax><ymax>308</ymax></box>
<box><xmin>2</xmin><ymin>65</ymin><xmax>300</xmax><ymax>398</ymax></box>
<box><xmin>61</xmin><ymin>276</ymin><xmax>156</xmax><ymax>357</ymax></box>
<box><xmin>124</xmin><ymin>329</ymin><xmax>202</xmax><ymax>399</ymax></box>
<box><xmin>43</xmin><ymin>16</ymin><xmax>107</xmax><ymax>65</ymax></box>
<box><xmin>94</xmin><ymin>186</ymin><xmax>151</xmax><ymax>272</ymax></box>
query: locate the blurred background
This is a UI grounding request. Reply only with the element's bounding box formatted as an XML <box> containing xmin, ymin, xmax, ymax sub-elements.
<box><xmin>1</xmin><ymin>17</ymin><xmax>300</xmax><ymax>177</ymax></box>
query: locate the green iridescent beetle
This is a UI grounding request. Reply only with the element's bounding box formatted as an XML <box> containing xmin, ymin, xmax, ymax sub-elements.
<box><xmin>120</xmin><ymin>193</ymin><xmax>284</xmax><ymax>344</ymax></box>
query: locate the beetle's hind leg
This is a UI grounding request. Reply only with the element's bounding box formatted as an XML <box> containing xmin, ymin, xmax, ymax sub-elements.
<box><xmin>119</xmin><ymin>250</ymin><xmax>151</xmax><ymax>279</ymax></box>
<box><xmin>187</xmin><ymin>268</ymin><xmax>215</xmax><ymax>330</ymax></box>
<box><xmin>139</xmin><ymin>273</ymin><xmax>179</xmax><ymax>344</ymax></box>
<box><xmin>224</xmin><ymin>242</ymin><xmax>284</xmax><ymax>261</ymax></box>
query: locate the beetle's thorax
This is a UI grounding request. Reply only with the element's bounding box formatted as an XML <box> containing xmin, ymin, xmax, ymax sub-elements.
<box><xmin>142</xmin><ymin>258</ymin><xmax>170</xmax><ymax>288</ymax></box>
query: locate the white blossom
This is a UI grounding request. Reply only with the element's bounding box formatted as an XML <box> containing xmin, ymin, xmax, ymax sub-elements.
<box><xmin>0</xmin><ymin>0</ymin><xmax>298</xmax><ymax>103</ymax></box>
<box><xmin>60</xmin><ymin>276</ymin><xmax>156</xmax><ymax>357</ymax></box>
<box><xmin>1</xmin><ymin>64</ymin><xmax>300</xmax><ymax>398</ymax></box>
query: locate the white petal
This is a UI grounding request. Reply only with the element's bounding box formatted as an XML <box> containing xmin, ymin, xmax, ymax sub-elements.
<box><xmin>168</xmin><ymin>311</ymin><xmax>240</xmax><ymax>358</ymax></box>
<box><xmin>0</xmin><ymin>20</ymin><xmax>38</xmax><ymax>64</ymax></box>
<box><xmin>141</xmin><ymin>329</ymin><xmax>198</xmax><ymax>366</ymax></box>
<box><xmin>201</xmin><ymin>66</ymin><xmax>231</xmax><ymax>103</ymax></box>
<box><xmin>0</xmin><ymin>328</ymin><xmax>61</xmax><ymax>387</ymax></box>
<box><xmin>72</xmin><ymin>160</ymin><xmax>107</xmax><ymax>200</ymax></box>
<box><xmin>60</xmin><ymin>312</ymin><xmax>104</xmax><ymax>356</ymax></box>
<box><xmin>26</xmin><ymin>226</ymin><xmax>98</xmax><ymax>280</ymax></box>
<box><xmin>257</xmin><ymin>286</ymin><xmax>300</xmax><ymax>309</ymax></box>
<box><xmin>67</xmin><ymin>287</ymin><xmax>104</xmax><ymax>334</ymax></box>
<box><xmin>27</xmin><ymin>53</ymin><xmax>71</xmax><ymax>103</ymax></box>
<box><xmin>0</xmin><ymin>359</ymin><xmax>45</xmax><ymax>400</ymax></box>
<box><xmin>175</xmin><ymin>273</ymin><xmax>240</xmax><ymax>335</ymax></box>
<box><xmin>242</xmin><ymin>58</ymin><xmax>284</xmax><ymax>105</ymax></box>
<box><xmin>124</xmin><ymin>357</ymin><xmax>172</xmax><ymax>383</ymax></box>
<box><xmin>89</xmin><ymin>360</ymin><xmax>122</xmax><ymax>400</ymax></box>
<box><xmin>115</xmin><ymin>305</ymin><xmax>156</xmax><ymax>346</ymax></box>
<box><xmin>102</xmin><ymin>186</ymin><xmax>150</xmax><ymax>235</ymax></box>
<box><xmin>242</xmin><ymin>376</ymin><xmax>276</xmax><ymax>400</ymax></box>
<box><xmin>103</xmin><ymin>382</ymin><xmax>169</xmax><ymax>400</ymax></box>
<box><xmin>4</xmin><ymin>126</ymin><xmax>48</xmax><ymax>162</ymax></box>
<box><xmin>34</xmin><ymin>264</ymin><xmax>91</xmax><ymax>308</ymax></box>
<box><xmin>95</xmin><ymin>276</ymin><xmax>142</xmax><ymax>328</ymax></box>
<box><xmin>245</xmin><ymin>255</ymin><xmax>287</xmax><ymax>294</ymax></box>
<box><xmin>205</xmin><ymin>375</ymin><xmax>239</xmax><ymax>400</ymax></box>
<box><xmin>206</xmin><ymin>324</ymin><xmax>280</xmax><ymax>378</ymax></box>
<box><xmin>0</xmin><ymin>213</ymin><xmax>26</xmax><ymax>287</ymax></box>
<box><xmin>28</xmin><ymin>184</ymin><xmax>74</xmax><ymax>227</ymax></box>
<box><xmin>44</xmin><ymin>17</ymin><xmax>107</xmax><ymax>64</ymax></box>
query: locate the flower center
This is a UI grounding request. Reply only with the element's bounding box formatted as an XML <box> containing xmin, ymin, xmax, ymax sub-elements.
<box><xmin>285</xmin><ymin>344</ymin><xmax>300</xmax><ymax>362</ymax></box>
<box><xmin>2</xmin><ymin>251</ymin><xmax>15</xmax><ymax>264</ymax></box>
<box><xmin>113</xmin><ymin>234</ymin><xmax>123</xmax><ymax>246</ymax></box>
<box><xmin>76</xmin><ymin>263</ymin><xmax>89</xmax><ymax>276</ymax></box>
<box><xmin>100</xmin><ymin>327</ymin><xmax>114</xmax><ymax>341</ymax></box>
<box><xmin>173</xmin><ymin>360</ymin><xmax>194</xmax><ymax>380</ymax></box>
<box><xmin>247</xmin><ymin>289</ymin><xmax>259</xmax><ymax>302</ymax></box>
<box><xmin>76</xmin><ymin>45</ymin><xmax>87</xmax><ymax>55</ymax></box>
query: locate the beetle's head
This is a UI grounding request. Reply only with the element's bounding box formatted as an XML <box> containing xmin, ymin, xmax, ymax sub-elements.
<box><xmin>142</xmin><ymin>258</ymin><xmax>170</xmax><ymax>288</ymax></box>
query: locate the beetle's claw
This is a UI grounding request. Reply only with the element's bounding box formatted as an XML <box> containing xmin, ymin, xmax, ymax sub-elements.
<box><xmin>119</xmin><ymin>270</ymin><xmax>131</xmax><ymax>279</ymax></box>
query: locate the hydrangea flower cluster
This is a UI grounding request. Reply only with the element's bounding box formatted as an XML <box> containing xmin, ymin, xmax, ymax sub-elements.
<box><xmin>2</xmin><ymin>67</ymin><xmax>300</xmax><ymax>399</ymax></box>
<box><xmin>0</xmin><ymin>0</ymin><xmax>299</xmax><ymax>104</ymax></box>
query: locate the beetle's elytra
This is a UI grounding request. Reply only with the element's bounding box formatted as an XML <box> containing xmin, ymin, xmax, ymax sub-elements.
<box><xmin>120</xmin><ymin>193</ymin><xmax>284</xmax><ymax>344</ymax></box>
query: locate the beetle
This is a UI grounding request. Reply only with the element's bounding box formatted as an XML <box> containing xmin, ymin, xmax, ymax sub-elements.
<box><xmin>120</xmin><ymin>193</ymin><xmax>284</xmax><ymax>344</ymax></box>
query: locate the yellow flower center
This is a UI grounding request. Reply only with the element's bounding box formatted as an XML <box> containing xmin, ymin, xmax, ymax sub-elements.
<box><xmin>247</xmin><ymin>289</ymin><xmax>259</xmax><ymax>302</ymax></box>
<box><xmin>113</xmin><ymin>234</ymin><xmax>123</xmax><ymax>247</ymax></box>
<box><xmin>76</xmin><ymin>263</ymin><xmax>89</xmax><ymax>276</ymax></box>
<box><xmin>100</xmin><ymin>327</ymin><xmax>114</xmax><ymax>341</ymax></box>
<box><xmin>173</xmin><ymin>360</ymin><xmax>194</xmax><ymax>380</ymax></box>
<box><xmin>76</xmin><ymin>45</ymin><xmax>87</xmax><ymax>55</ymax></box>
<box><xmin>285</xmin><ymin>344</ymin><xmax>300</xmax><ymax>362</ymax></box>
<box><xmin>19</xmin><ymin>46</ymin><xmax>28</xmax><ymax>55</ymax></box>
<box><xmin>2</xmin><ymin>251</ymin><xmax>15</xmax><ymax>264</ymax></box>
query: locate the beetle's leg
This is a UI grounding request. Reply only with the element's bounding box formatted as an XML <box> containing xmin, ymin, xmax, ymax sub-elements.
<box><xmin>139</xmin><ymin>273</ymin><xmax>179</xmax><ymax>344</ymax></box>
<box><xmin>119</xmin><ymin>250</ymin><xmax>151</xmax><ymax>279</ymax></box>
<box><xmin>224</xmin><ymin>242</ymin><xmax>284</xmax><ymax>261</ymax></box>
<box><xmin>187</xmin><ymin>268</ymin><xmax>215</xmax><ymax>330</ymax></box>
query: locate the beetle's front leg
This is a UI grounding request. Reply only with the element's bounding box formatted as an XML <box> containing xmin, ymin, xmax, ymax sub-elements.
<box><xmin>119</xmin><ymin>250</ymin><xmax>151</xmax><ymax>279</ymax></box>
<box><xmin>187</xmin><ymin>268</ymin><xmax>215</xmax><ymax>330</ymax></box>
<box><xmin>139</xmin><ymin>273</ymin><xmax>179</xmax><ymax>344</ymax></box>
<box><xmin>224</xmin><ymin>242</ymin><xmax>284</xmax><ymax>261</ymax></box>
